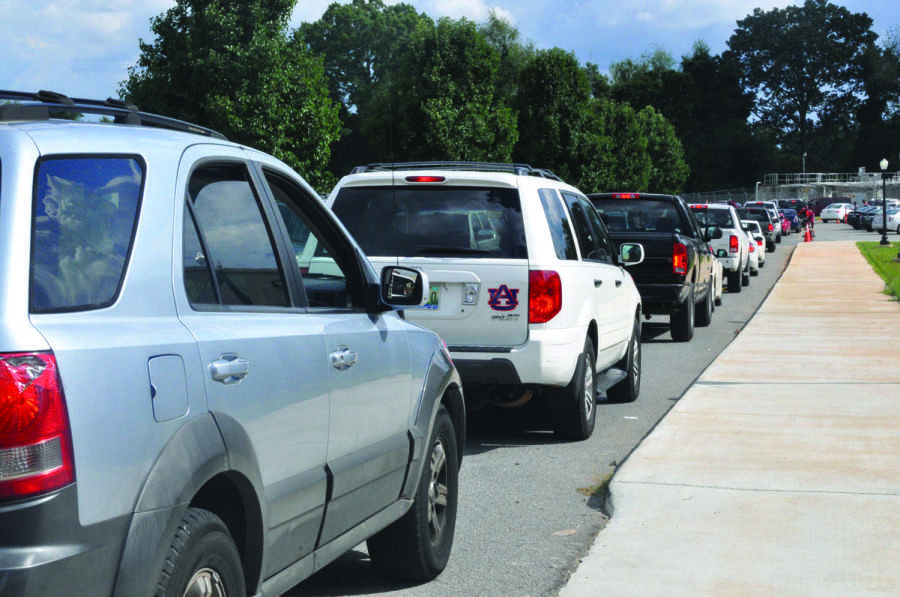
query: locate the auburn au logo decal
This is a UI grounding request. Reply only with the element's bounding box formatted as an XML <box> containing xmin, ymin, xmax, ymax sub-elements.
<box><xmin>488</xmin><ymin>285</ymin><xmax>519</xmax><ymax>311</ymax></box>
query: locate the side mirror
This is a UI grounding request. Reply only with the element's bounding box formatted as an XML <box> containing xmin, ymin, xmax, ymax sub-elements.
<box><xmin>380</xmin><ymin>266</ymin><xmax>429</xmax><ymax>307</ymax></box>
<box><xmin>619</xmin><ymin>242</ymin><xmax>645</xmax><ymax>266</ymax></box>
<box><xmin>706</xmin><ymin>226</ymin><xmax>723</xmax><ymax>240</ymax></box>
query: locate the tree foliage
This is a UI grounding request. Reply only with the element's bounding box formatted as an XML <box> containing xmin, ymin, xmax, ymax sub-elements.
<box><xmin>726</xmin><ymin>0</ymin><xmax>877</xmax><ymax>157</ymax></box>
<box><xmin>120</xmin><ymin>0</ymin><xmax>340</xmax><ymax>190</ymax></box>
<box><xmin>363</xmin><ymin>17</ymin><xmax>517</xmax><ymax>162</ymax></box>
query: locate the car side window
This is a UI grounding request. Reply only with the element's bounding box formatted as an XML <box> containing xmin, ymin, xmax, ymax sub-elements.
<box><xmin>263</xmin><ymin>170</ymin><xmax>362</xmax><ymax>310</ymax></box>
<box><xmin>539</xmin><ymin>188</ymin><xmax>578</xmax><ymax>260</ymax></box>
<box><xmin>183</xmin><ymin>162</ymin><xmax>289</xmax><ymax>308</ymax></box>
<box><xmin>30</xmin><ymin>156</ymin><xmax>144</xmax><ymax>313</ymax></box>
<box><xmin>562</xmin><ymin>192</ymin><xmax>612</xmax><ymax>263</ymax></box>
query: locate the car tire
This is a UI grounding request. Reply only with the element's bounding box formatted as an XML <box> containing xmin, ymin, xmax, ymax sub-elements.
<box><xmin>549</xmin><ymin>337</ymin><xmax>597</xmax><ymax>441</ymax></box>
<box><xmin>368</xmin><ymin>405</ymin><xmax>459</xmax><ymax>582</ymax></box>
<box><xmin>742</xmin><ymin>263</ymin><xmax>750</xmax><ymax>286</ymax></box>
<box><xmin>670</xmin><ymin>286</ymin><xmax>695</xmax><ymax>342</ymax></box>
<box><xmin>607</xmin><ymin>316</ymin><xmax>641</xmax><ymax>403</ymax></box>
<box><xmin>155</xmin><ymin>508</ymin><xmax>246</xmax><ymax>597</ymax></box>
<box><xmin>695</xmin><ymin>281</ymin><xmax>713</xmax><ymax>327</ymax></box>
<box><xmin>727</xmin><ymin>269</ymin><xmax>742</xmax><ymax>293</ymax></box>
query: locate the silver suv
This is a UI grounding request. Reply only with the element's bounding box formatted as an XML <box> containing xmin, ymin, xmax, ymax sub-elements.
<box><xmin>0</xmin><ymin>91</ymin><xmax>465</xmax><ymax>596</ymax></box>
<box><xmin>327</xmin><ymin>163</ymin><xmax>644</xmax><ymax>441</ymax></box>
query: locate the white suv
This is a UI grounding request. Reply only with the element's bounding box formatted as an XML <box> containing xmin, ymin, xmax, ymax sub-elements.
<box><xmin>689</xmin><ymin>203</ymin><xmax>751</xmax><ymax>293</ymax></box>
<box><xmin>326</xmin><ymin>163</ymin><xmax>645</xmax><ymax>440</ymax></box>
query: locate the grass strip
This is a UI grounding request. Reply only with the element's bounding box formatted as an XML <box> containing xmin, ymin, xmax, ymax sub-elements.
<box><xmin>857</xmin><ymin>241</ymin><xmax>900</xmax><ymax>300</ymax></box>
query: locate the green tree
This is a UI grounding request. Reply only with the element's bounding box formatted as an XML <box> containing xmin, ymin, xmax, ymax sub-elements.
<box><xmin>364</xmin><ymin>17</ymin><xmax>517</xmax><ymax>162</ymax></box>
<box><xmin>726</xmin><ymin>0</ymin><xmax>878</xmax><ymax>159</ymax></box>
<box><xmin>120</xmin><ymin>0</ymin><xmax>340</xmax><ymax>190</ymax></box>
<box><xmin>638</xmin><ymin>106</ymin><xmax>689</xmax><ymax>194</ymax></box>
<box><xmin>513</xmin><ymin>48</ymin><xmax>593</xmax><ymax>179</ymax></box>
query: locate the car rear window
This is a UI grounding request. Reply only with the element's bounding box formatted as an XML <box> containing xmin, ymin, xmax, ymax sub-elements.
<box><xmin>31</xmin><ymin>156</ymin><xmax>143</xmax><ymax>312</ymax></box>
<box><xmin>690</xmin><ymin>206</ymin><xmax>737</xmax><ymax>228</ymax></box>
<box><xmin>331</xmin><ymin>186</ymin><xmax>526</xmax><ymax>258</ymax></box>
<box><xmin>591</xmin><ymin>199</ymin><xmax>685</xmax><ymax>233</ymax></box>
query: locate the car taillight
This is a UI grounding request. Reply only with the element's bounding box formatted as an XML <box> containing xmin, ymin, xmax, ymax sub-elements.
<box><xmin>529</xmin><ymin>270</ymin><xmax>562</xmax><ymax>324</ymax></box>
<box><xmin>768</xmin><ymin>223</ymin><xmax>774</xmax><ymax>232</ymax></box>
<box><xmin>749</xmin><ymin>242</ymin><xmax>755</xmax><ymax>253</ymax></box>
<box><xmin>756</xmin><ymin>238</ymin><xmax>764</xmax><ymax>247</ymax></box>
<box><xmin>0</xmin><ymin>352</ymin><xmax>74</xmax><ymax>500</ymax></box>
<box><xmin>612</xmin><ymin>193</ymin><xmax>639</xmax><ymax>199</ymax></box>
<box><xmin>729</xmin><ymin>235</ymin><xmax>739</xmax><ymax>253</ymax></box>
<box><xmin>672</xmin><ymin>243</ymin><xmax>688</xmax><ymax>276</ymax></box>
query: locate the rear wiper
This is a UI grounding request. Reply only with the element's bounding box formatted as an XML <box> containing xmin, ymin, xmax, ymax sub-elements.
<box><xmin>414</xmin><ymin>245</ymin><xmax>490</xmax><ymax>255</ymax></box>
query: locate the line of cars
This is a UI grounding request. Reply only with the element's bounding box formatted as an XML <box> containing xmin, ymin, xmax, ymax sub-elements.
<box><xmin>844</xmin><ymin>200</ymin><xmax>900</xmax><ymax>233</ymax></box>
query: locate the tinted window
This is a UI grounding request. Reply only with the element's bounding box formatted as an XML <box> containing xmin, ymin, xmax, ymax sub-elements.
<box><xmin>592</xmin><ymin>199</ymin><xmax>685</xmax><ymax>233</ymax></box>
<box><xmin>266</xmin><ymin>171</ymin><xmax>359</xmax><ymax>309</ymax></box>
<box><xmin>331</xmin><ymin>186</ymin><xmax>526</xmax><ymax>259</ymax></box>
<box><xmin>539</xmin><ymin>188</ymin><xmax>578</xmax><ymax>260</ymax></box>
<box><xmin>691</xmin><ymin>207</ymin><xmax>736</xmax><ymax>228</ymax></box>
<box><xmin>184</xmin><ymin>163</ymin><xmax>289</xmax><ymax>308</ymax></box>
<box><xmin>562</xmin><ymin>192</ymin><xmax>613</xmax><ymax>263</ymax></box>
<box><xmin>31</xmin><ymin>156</ymin><xmax>143</xmax><ymax>312</ymax></box>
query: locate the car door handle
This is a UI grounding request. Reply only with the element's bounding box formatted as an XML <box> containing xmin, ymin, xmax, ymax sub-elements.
<box><xmin>331</xmin><ymin>347</ymin><xmax>358</xmax><ymax>371</ymax></box>
<box><xmin>615</xmin><ymin>279</ymin><xmax>623</xmax><ymax>287</ymax></box>
<box><xmin>594</xmin><ymin>279</ymin><xmax>603</xmax><ymax>287</ymax></box>
<box><xmin>209</xmin><ymin>354</ymin><xmax>250</xmax><ymax>385</ymax></box>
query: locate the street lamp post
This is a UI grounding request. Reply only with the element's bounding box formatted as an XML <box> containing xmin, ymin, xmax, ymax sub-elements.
<box><xmin>880</xmin><ymin>158</ymin><xmax>889</xmax><ymax>245</ymax></box>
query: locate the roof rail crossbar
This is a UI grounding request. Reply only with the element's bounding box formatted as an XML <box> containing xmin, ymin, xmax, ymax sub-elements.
<box><xmin>0</xmin><ymin>89</ymin><xmax>227</xmax><ymax>139</ymax></box>
<box><xmin>350</xmin><ymin>161</ymin><xmax>562</xmax><ymax>180</ymax></box>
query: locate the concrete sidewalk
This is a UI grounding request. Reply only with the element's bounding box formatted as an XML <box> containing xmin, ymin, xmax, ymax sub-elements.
<box><xmin>560</xmin><ymin>241</ymin><xmax>900</xmax><ymax>596</ymax></box>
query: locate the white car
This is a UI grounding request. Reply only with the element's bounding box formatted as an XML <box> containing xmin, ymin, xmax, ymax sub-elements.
<box><xmin>742</xmin><ymin>219</ymin><xmax>767</xmax><ymax>269</ymax></box>
<box><xmin>326</xmin><ymin>162</ymin><xmax>646</xmax><ymax>440</ymax></box>
<box><xmin>689</xmin><ymin>203</ymin><xmax>751</xmax><ymax>293</ymax></box>
<box><xmin>820</xmin><ymin>202</ymin><xmax>853</xmax><ymax>222</ymax></box>
<box><xmin>871</xmin><ymin>206</ymin><xmax>900</xmax><ymax>233</ymax></box>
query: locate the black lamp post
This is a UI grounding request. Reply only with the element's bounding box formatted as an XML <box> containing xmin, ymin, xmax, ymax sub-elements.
<box><xmin>880</xmin><ymin>158</ymin><xmax>889</xmax><ymax>245</ymax></box>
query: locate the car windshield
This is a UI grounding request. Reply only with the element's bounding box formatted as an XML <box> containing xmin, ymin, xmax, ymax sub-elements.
<box><xmin>330</xmin><ymin>185</ymin><xmax>526</xmax><ymax>258</ymax></box>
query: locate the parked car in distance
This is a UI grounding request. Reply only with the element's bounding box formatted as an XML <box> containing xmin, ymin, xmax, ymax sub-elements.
<box><xmin>327</xmin><ymin>162</ymin><xmax>645</xmax><ymax>440</ymax></box>
<box><xmin>871</xmin><ymin>206</ymin><xmax>900</xmax><ymax>233</ymax></box>
<box><xmin>689</xmin><ymin>203</ymin><xmax>751</xmax><ymax>293</ymax></box>
<box><xmin>820</xmin><ymin>202</ymin><xmax>853</xmax><ymax>223</ymax></box>
<box><xmin>781</xmin><ymin>208</ymin><xmax>801</xmax><ymax>232</ymax></box>
<box><xmin>738</xmin><ymin>206</ymin><xmax>778</xmax><ymax>252</ymax></box>
<box><xmin>778</xmin><ymin>199</ymin><xmax>807</xmax><ymax>212</ymax></box>
<box><xmin>847</xmin><ymin>205</ymin><xmax>879</xmax><ymax>229</ymax></box>
<box><xmin>742</xmin><ymin>219</ymin><xmax>767</xmax><ymax>269</ymax></box>
<box><xmin>589</xmin><ymin>192</ymin><xmax>720</xmax><ymax>343</ymax></box>
<box><xmin>0</xmin><ymin>90</ymin><xmax>467</xmax><ymax>597</ymax></box>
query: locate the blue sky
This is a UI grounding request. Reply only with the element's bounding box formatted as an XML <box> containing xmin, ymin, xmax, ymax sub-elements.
<box><xmin>3</xmin><ymin>1</ymin><xmax>897</xmax><ymax>100</ymax></box>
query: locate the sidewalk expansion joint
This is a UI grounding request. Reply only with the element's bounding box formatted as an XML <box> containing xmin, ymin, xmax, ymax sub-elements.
<box><xmin>615</xmin><ymin>479</ymin><xmax>900</xmax><ymax>497</ymax></box>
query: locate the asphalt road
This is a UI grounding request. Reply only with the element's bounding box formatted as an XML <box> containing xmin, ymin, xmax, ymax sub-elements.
<box><xmin>288</xmin><ymin>221</ymin><xmax>860</xmax><ymax>597</ymax></box>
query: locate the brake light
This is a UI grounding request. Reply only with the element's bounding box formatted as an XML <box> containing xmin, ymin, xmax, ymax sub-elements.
<box><xmin>0</xmin><ymin>352</ymin><xmax>74</xmax><ymax>500</ymax></box>
<box><xmin>406</xmin><ymin>175</ymin><xmax>446</xmax><ymax>183</ymax></box>
<box><xmin>672</xmin><ymin>243</ymin><xmax>688</xmax><ymax>275</ymax></box>
<box><xmin>612</xmin><ymin>193</ymin><xmax>639</xmax><ymax>199</ymax></box>
<box><xmin>529</xmin><ymin>270</ymin><xmax>562</xmax><ymax>324</ymax></box>
<box><xmin>749</xmin><ymin>242</ymin><xmax>755</xmax><ymax>253</ymax></box>
<box><xmin>767</xmin><ymin>223</ymin><xmax>774</xmax><ymax>232</ymax></box>
<box><xmin>729</xmin><ymin>235</ymin><xmax>739</xmax><ymax>253</ymax></box>
<box><xmin>756</xmin><ymin>238</ymin><xmax>764</xmax><ymax>247</ymax></box>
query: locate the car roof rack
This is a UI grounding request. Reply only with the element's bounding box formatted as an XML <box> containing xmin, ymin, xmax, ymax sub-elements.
<box><xmin>0</xmin><ymin>89</ymin><xmax>227</xmax><ymax>140</ymax></box>
<box><xmin>350</xmin><ymin>161</ymin><xmax>563</xmax><ymax>181</ymax></box>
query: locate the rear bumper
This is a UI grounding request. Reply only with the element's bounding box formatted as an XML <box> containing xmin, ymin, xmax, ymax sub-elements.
<box><xmin>450</xmin><ymin>325</ymin><xmax>585</xmax><ymax>389</ymax></box>
<box><xmin>0</xmin><ymin>485</ymin><xmax>129</xmax><ymax>596</ymax></box>
<box><xmin>633</xmin><ymin>283</ymin><xmax>690</xmax><ymax>314</ymax></box>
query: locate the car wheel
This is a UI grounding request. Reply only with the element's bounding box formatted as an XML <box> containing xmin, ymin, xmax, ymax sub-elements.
<box><xmin>896</xmin><ymin>224</ymin><xmax>900</xmax><ymax>235</ymax></box>
<box><xmin>695</xmin><ymin>281</ymin><xmax>713</xmax><ymax>327</ymax></box>
<box><xmin>368</xmin><ymin>405</ymin><xmax>459</xmax><ymax>582</ymax></box>
<box><xmin>549</xmin><ymin>337</ymin><xmax>597</xmax><ymax>441</ymax></box>
<box><xmin>607</xmin><ymin>316</ymin><xmax>641</xmax><ymax>403</ymax></box>
<box><xmin>156</xmin><ymin>508</ymin><xmax>245</xmax><ymax>597</ymax></box>
<box><xmin>742</xmin><ymin>263</ymin><xmax>750</xmax><ymax>286</ymax></box>
<box><xmin>727</xmin><ymin>269</ymin><xmax>742</xmax><ymax>293</ymax></box>
<box><xmin>670</xmin><ymin>286</ymin><xmax>695</xmax><ymax>342</ymax></box>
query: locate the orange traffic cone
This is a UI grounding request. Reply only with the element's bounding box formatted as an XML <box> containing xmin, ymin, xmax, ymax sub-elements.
<box><xmin>804</xmin><ymin>225</ymin><xmax>812</xmax><ymax>242</ymax></box>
